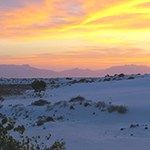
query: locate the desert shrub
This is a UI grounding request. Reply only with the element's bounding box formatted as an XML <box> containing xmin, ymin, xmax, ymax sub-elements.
<box><xmin>0</xmin><ymin>119</ymin><xmax>66</xmax><ymax>150</ymax></box>
<box><xmin>84</xmin><ymin>102</ymin><xmax>91</xmax><ymax>107</ymax></box>
<box><xmin>49</xmin><ymin>140</ymin><xmax>66</xmax><ymax>150</ymax></box>
<box><xmin>117</xmin><ymin>105</ymin><xmax>128</xmax><ymax>114</ymax></box>
<box><xmin>112</xmin><ymin>78</ymin><xmax>116</xmax><ymax>80</ymax></box>
<box><xmin>31</xmin><ymin>80</ymin><xmax>46</xmax><ymax>97</ymax></box>
<box><xmin>36</xmin><ymin>119</ymin><xmax>45</xmax><ymax>126</ymax></box>
<box><xmin>128</xmin><ymin>76</ymin><xmax>135</xmax><ymax>80</ymax></box>
<box><xmin>130</xmin><ymin>124</ymin><xmax>139</xmax><ymax>128</ymax></box>
<box><xmin>66</xmin><ymin>78</ymin><xmax>72</xmax><ymax>80</ymax></box>
<box><xmin>107</xmin><ymin>105</ymin><xmax>128</xmax><ymax>114</ymax></box>
<box><xmin>0</xmin><ymin>96</ymin><xmax>4</xmax><ymax>108</ymax></box>
<box><xmin>118</xmin><ymin>73</ymin><xmax>125</xmax><ymax>77</ymax></box>
<box><xmin>37</xmin><ymin>116</ymin><xmax>54</xmax><ymax>126</ymax></box>
<box><xmin>70</xmin><ymin>105</ymin><xmax>75</xmax><ymax>110</ymax></box>
<box><xmin>46</xmin><ymin>116</ymin><xmax>54</xmax><ymax>122</ymax></box>
<box><xmin>6</xmin><ymin>123</ymin><xmax>14</xmax><ymax>131</ymax></box>
<box><xmin>1</xmin><ymin>117</ymin><xmax>8</xmax><ymax>125</ymax></box>
<box><xmin>96</xmin><ymin>101</ymin><xmax>106</xmax><ymax>109</ymax></box>
<box><xmin>57</xmin><ymin>116</ymin><xmax>64</xmax><ymax>121</ymax></box>
<box><xmin>69</xmin><ymin>96</ymin><xmax>85</xmax><ymax>103</ymax></box>
<box><xmin>107</xmin><ymin>105</ymin><xmax>118</xmax><ymax>113</ymax></box>
<box><xmin>78</xmin><ymin>78</ymin><xmax>92</xmax><ymax>83</ymax></box>
<box><xmin>103</xmin><ymin>78</ymin><xmax>111</xmax><ymax>82</ymax></box>
<box><xmin>14</xmin><ymin>125</ymin><xmax>25</xmax><ymax>134</ymax></box>
<box><xmin>0</xmin><ymin>96</ymin><xmax>4</xmax><ymax>101</ymax></box>
<box><xmin>31</xmin><ymin>100</ymin><xmax>50</xmax><ymax>106</ymax></box>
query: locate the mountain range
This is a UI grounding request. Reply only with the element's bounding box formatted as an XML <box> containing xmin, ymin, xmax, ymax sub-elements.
<box><xmin>0</xmin><ymin>64</ymin><xmax>150</xmax><ymax>78</ymax></box>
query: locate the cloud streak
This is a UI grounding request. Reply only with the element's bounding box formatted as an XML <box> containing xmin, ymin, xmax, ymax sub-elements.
<box><xmin>0</xmin><ymin>0</ymin><xmax>150</xmax><ymax>37</ymax></box>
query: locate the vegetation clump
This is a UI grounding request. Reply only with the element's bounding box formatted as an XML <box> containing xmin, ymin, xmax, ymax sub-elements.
<box><xmin>70</xmin><ymin>105</ymin><xmax>75</xmax><ymax>110</ymax></box>
<box><xmin>31</xmin><ymin>99</ymin><xmax>50</xmax><ymax>106</ymax></box>
<box><xmin>69</xmin><ymin>96</ymin><xmax>85</xmax><ymax>103</ymax></box>
<box><xmin>31</xmin><ymin>80</ymin><xmax>47</xmax><ymax>97</ymax></box>
<box><xmin>96</xmin><ymin>101</ymin><xmax>106</xmax><ymax>109</ymax></box>
<box><xmin>0</xmin><ymin>118</ymin><xmax>66</xmax><ymax>150</ymax></box>
<box><xmin>107</xmin><ymin>105</ymin><xmax>128</xmax><ymax>114</ymax></box>
<box><xmin>36</xmin><ymin>116</ymin><xmax>54</xmax><ymax>126</ymax></box>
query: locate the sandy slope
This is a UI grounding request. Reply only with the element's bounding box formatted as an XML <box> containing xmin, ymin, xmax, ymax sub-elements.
<box><xmin>0</xmin><ymin>74</ymin><xmax>150</xmax><ymax>150</ymax></box>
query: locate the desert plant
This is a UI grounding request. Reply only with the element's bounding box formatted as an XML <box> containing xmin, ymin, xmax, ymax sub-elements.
<box><xmin>128</xmin><ymin>76</ymin><xmax>135</xmax><ymax>80</ymax></box>
<box><xmin>107</xmin><ymin>105</ymin><xmax>118</xmax><ymax>113</ymax></box>
<box><xmin>96</xmin><ymin>101</ymin><xmax>106</xmax><ymax>109</ymax></box>
<box><xmin>117</xmin><ymin>105</ymin><xmax>128</xmax><ymax>114</ymax></box>
<box><xmin>118</xmin><ymin>73</ymin><xmax>125</xmax><ymax>77</ymax></box>
<box><xmin>31</xmin><ymin>99</ymin><xmax>50</xmax><ymax>106</ymax></box>
<box><xmin>69</xmin><ymin>96</ymin><xmax>85</xmax><ymax>103</ymax></box>
<box><xmin>0</xmin><ymin>119</ymin><xmax>66</xmax><ymax>150</ymax></box>
<box><xmin>70</xmin><ymin>105</ymin><xmax>75</xmax><ymax>110</ymax></box>
<box><xmin>31</xmin><ymin>80</ymin><xmax>46</xmax><ymax>97</ymax></box>
<box><xmin>49</xmin><ymin>140</ymin><xmax>66</xmax><ymax>150</ymax></box>
<box><xmin>84</xmin><ymin>102</ymin><xmax>91</xmax><ymax>107</ymax></box>
<box><xmin>107</xmin><ymin>105</ymin><xmax>128</xmax><ymax>114</ymax></box>
<box><xmin>0</xmin><ymin>96</ymin><xmax>4</xmax><ymax>108</ymax></box>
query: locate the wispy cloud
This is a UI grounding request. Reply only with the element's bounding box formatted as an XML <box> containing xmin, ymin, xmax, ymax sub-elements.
<box><xmin>0</xmin><ymin>0</ymin><xmax>150</xmax><ymax>38</ymax></box>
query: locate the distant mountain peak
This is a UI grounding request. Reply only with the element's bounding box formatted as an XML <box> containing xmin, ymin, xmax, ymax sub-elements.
<box><xmin>0</xmin><ymin>64</ymin><xmax>150</xmax><ymax>78</ymax></box>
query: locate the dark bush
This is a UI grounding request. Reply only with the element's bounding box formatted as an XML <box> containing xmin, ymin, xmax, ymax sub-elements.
<box><xmin>107</xmin><ymin>105</ymin><xmax>118</xmax><ymax>113</ymax></box>
<box><xmin>117</xmin><ymin>105</ymin><xmax>128</xmax><ymax>114</ymax></box>
<box><xmin>107</xmin><ymin>105</ymin><xmax>128</xmax><ymax>114</ymax></box>
<box><xmin>14</xmin><ymin>125</ymin><xmax>25</xmax><ymax>134</ymax></box>
<box><xmin>0</xmin><ymin>119</ymin><xmax>66</xmax><ymax>150</ymax></box>
<box><xmin>36</xmin><ymin>119</ymin><xmax>45</xmax><ymax>126</ymax></box>
<box><xmin>128</xmin><ymin>77</ymin><xmax>135</xmax><ymax>80</ymax></box>
<box><xmin>31</xmin><ymin>80</ymin><xmax>46</xmax><ymax>93</ymax></box>
<box><xmin>118</xmin><ymin>73</ymin><xmax>125</xmax><ymax>77</ymax></box>
<box><xmin>84</xmin><ymin>102</ymin><xmax>90</xmax><ymax>107</ymax></box>
<box><xmin>70</xmin><ymin>105</ymin><xmax>75</xmax><ymax>110</ymax></box>
<box><xmin>103</xmin><ymin>78</ymin><xmax>111</xmax><ymax>82</ymax></box>
<box><xmin>69</xmin><ymin>96</ymin><xmax>85</xmax><ymax>103</ymax></box>
<box><xmin>49</xmin><ymin>140</ymin><xmax>66</xmax><ymax>150</ymax></box>
<box><xmin>130</xmin><ymin>124</ymin><xmax>139</xmax><ymax>128</ymax></box>
<box><xmin>31</xmin><ymin>100</ymin><xmax>50</xmax><ymax>106</ymax></box>
<box><xmin>46</xmin><ymin>116</ymin><xmax>54</xmax><ymax>122</ymax></box>
<box><xmin>96</xmin><ymin>101</ymin><xmax>106</xmax><ymax>109</ymax></box>
<box><xmin>1</xmin><ymin>117</ymin><xmax>8</xmax><ymax>125</ymax></box>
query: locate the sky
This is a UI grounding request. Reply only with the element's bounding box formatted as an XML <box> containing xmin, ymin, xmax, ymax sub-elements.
<box><xmin>0</xmin><ymin>0</ymin><xmax>150</xmax><ymax>71</ymax></box>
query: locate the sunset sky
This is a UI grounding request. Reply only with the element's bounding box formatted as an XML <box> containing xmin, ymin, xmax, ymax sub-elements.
<box><xmin>0</xmin><ymin>0</ymin><xmax>150</xmax><ymax>70</ymax></box>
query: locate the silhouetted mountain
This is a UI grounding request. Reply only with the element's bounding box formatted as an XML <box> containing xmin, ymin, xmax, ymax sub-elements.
<box><xmin>102</xmin><ymin>65</ymin><xmax>150</xmax><ymax>75</ymax></box>
<box><xmin>60</xmin><ymin>68</ymin><xmax>96</xmax><ymax>77</ymax></box>
<box><xmin>0</xmin><ymin>64</ymin><xmax>58</xmax><ymax>78</ymax></box>
<box><xmin>0</xmin><ymin>64</ymin><xmax>150</xmax><ymax>78</ymax></box>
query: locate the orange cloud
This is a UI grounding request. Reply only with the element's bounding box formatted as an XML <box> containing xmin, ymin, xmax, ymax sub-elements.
<box><xmin>135</xmin><ymin>2</ymin><xmax>150</xmax><ymax>8</ymax></box>
<box><xmin>0</xmin><ymin>46</ymin><xmax>150</xmax><ymax>70</ymax></box>
<box><xmin>0</xmin><ymin>0</ymin><xmax>150</xmax><ymax>38</ymax></box>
